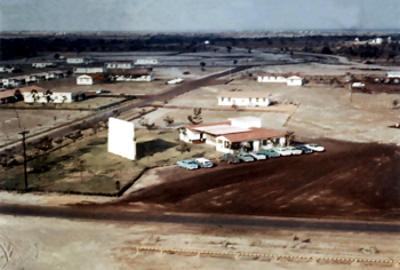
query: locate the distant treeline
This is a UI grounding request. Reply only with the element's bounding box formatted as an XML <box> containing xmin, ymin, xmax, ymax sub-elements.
<box><xmin>0</xmin><ymin>33</ymin><xmax>399</xmax><ymax>60</ymax></box>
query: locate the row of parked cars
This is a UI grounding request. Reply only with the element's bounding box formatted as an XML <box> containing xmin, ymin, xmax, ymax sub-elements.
<box><xmin>177</xmin><ymin>144</ymin><xmax>324</xmax><ymax>169</ymax></box>
<box><xmin>219</xmin><ymin>143</ymin><xmax>325</xmax><ymax>164</ymax></box>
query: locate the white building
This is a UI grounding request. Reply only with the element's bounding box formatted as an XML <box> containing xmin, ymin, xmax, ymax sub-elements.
<box><xmin>109</xmin><ymin>70</ymin><xmax>153</xmax><ymax>82</ymax></box>
<box><xmin>351</xmin><ymin>82</ymin><xmax>365</xmax><ymax>89</ymax></box>
<box><xmin>0</xmin><ymin>66</ymin><xmax>15</xmax><ymax>73</ymax></box>
<box><xmin>217</xmin><ymin>91</ymin><xmax>270</xmax><ymax>107</ymax></box>
<box><xmin>387</xmin><ymin>71</ymin><xmax>400</xmax><ymax>78</ymax></box>
<box><xmin>66</xmin><ymin>57</ymin><xmax>90</xmax><ymax>65</ymax></box>
<box><xmin>76</xmin><ymin>75</ymin><xmax>93</xmax><ymax>85</ymax></box>
<box><xmin>108</xmin><ymin>118</ymin><xmax>136</xmax><ymax>160</ymax></box>
<box><xmin>179</xmin><ymin>117</ymin><xmax>286</xmax><ymax>154</ymax></box>
<box><xmin>286</xmin><ymin>75</ymin><xmax>304</xmax><ymax>86</ymax></box>
<box><xmin>20</xmin><ymin>85</ymin><xmax>79</xmax><ymax>103</ymax></box>
<box><xmin>167</xmin><ymin>78</ymin><xmax>184</xmax><ymax>85</ymax></box>
<box><xmin>105</xmin><ymin>62</ymin><xmax>133</xmax><ymax>70</ymax></box>
<box><xmin>257</xmin><ymin>73</ymin><xmax>304</xmax><ymax>86</ymax></box>
<box><xmin>2</xmin><ymin>76</ymin><xmax>25</xmax><ymax>88</ymax></box>
<box><xmin>134</xmin><ymin>59</ymin><xmax>158</xmax><ymax>65</ymax></box>
<box><xmin>32</xmin><ymin>62</ymin><xmax>55</xmax><ymax>68</ymax></box>
<box><xmin>73</xmin><ymin>67</ymin><xmax>104</xmax><ymax>74</ymax></box>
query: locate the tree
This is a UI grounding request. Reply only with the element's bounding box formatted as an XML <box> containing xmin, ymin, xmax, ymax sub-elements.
<box><xmin>392</xmin><ymin>99</ymin><xmax>399</xmax><ymax>109</ymax></box>
<box><xmin>139</xmin><ymin>118</ymin><xmax>156</xmax><ymax>130</ymax></box>
<box><xmin>285</xmin><ymin>131</ymin><xmax>295</xmax><ymax>146</ymax></box>
<box><xmin>187</xmin><ymin>107</ymin><xmax>203</xmax><ymax>124</ymax></box>
<box><xmin>73</xmin><ymin>158</ymin><xmax>86</xmax><ymax>182</ymax></box>
<box><xmin>176</xmin><ymin>142</ymin><xmax>191</xmax><ymax>153</ymax></box>
<box><xmin>163</xmin><ymin>115</ymin><xmax>174</xmax><ymax>126</ymax></box>
<box><xmin>200</xmin><ymin>61</ymin><xmax>206</xmax><ymax>71</ymax></box>
<box><xmin>226</xmin><ymin>46</ymin><xmax>232</xmax><ymax>53</ymax></box>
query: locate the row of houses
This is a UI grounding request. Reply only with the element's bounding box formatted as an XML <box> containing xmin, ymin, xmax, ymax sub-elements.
<box><xmin>66</xmin><ymin>57</ymin><xmax>158</xmax><ymax>66</ymax></box>
<box><xmin>1</xmin><ymin>70</ymin><xmax>68</xmax><ymax>88</ymax></box>
<box><xmin>0</xmin><ymin>85</ymin><xmax>89</xmax><ymax>104</ymax></box>
<box><xmin>75</xmin><ymin>70</ymin><xmax>153</xmax><ymax>85</ymax></box>
<box><xmin>179</xmin><ymin>117</ymin><xmax>286</xmax><ymax>153</ymax></box>
<box><xmin>257</xmin><ymin>73</ymin><xmax>304</xmax><ymax>86</ymax></box>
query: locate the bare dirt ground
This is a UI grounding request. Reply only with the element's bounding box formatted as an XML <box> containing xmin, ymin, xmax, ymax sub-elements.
<box><xmin>114</xmin><ymin>139</ymin><xmax>400</xmax><ymax>222</ymax></box>
<box><xmin>0</xmin><ymin>214</ymin><xmax>399</xmax><ymax>269</ymax></box>
<box><xmin>0</xmin><ymin>109</ymin><xmax>91</xmax><ymax>146</ymax></box>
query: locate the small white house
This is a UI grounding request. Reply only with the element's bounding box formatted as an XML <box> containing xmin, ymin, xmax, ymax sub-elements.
<box><xmin>76</xmin><ymin>75</ymin><xmax>93</xmax><ymax>85</ymax></box>
<box><xmin>286</xmin><ymin>75</ymin><xmax>304</xmax><ymax>86</ymax></box>
<box><xmin>66</xmin><ymin>57</ymin><xmax>90</xmax><ymax>65</ymax></box>
<box><xmin>179</xmin><ymin>118</ymin><xmax>286</xmax><ymax>154</ymax></box>
<box><xmin>109</xmin><ymin>70</ymin><xmax>153</xmax><ymax>82</ymax></box>
<box><xmin>134</xmin><ymin>59</ymin><xmax>158</xmax><ymax>65</ymax></box>
<box><xmin>217</xmin><ymin>91</ymin><xmax>270</xmax><ymax>107</ymax></box>
<box><xmin>32</xmin><ymin>62</ymin><xmax>55</xmax><ymax>68</ymax></box>
<box><xmin>105</xmin><ymin>62</ymin><xmax>133</xmax><ymax>70</ymax></box>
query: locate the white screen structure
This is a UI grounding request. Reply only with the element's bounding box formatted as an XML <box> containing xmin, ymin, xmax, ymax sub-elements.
<box><xmin>107</xmin><ymin>117</ymin><xmax>136</xmax><ymax>160</ymax></box>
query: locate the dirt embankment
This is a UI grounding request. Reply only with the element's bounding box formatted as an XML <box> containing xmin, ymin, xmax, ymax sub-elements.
<box><xmin>113</xmin><ymin>139</ymin><xmax>400</xmax><ymax>221</ymax></box>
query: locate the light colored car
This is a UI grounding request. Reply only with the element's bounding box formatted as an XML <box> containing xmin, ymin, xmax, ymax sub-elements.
<box><xmin>259</xmin><ymin>149</ymin><xmax>280</xmax><ymax>158</ymax></box>
<box><xmin>236</xmin><ymin>152</ymin><xmax>255</xmax><ymax>162</ymax></box>
<box><xmin>287</xmin><ymin>146</ymin><xmax>302</xmax><ymax>155</ymax></box>
<box><xmin>305</xmin><ymin>143</ymin><xmax>325</xmax><ymax>152</ymax></box>
<box><xmin>177</xmin><ymin>159</ymin><xmax>199</xmax><ymax>170</ymax></box>
<box><xmin>249</xmin><ymin>151</ymin><xmax>267</xmax><ymax>160</ymax></box>
<box><xmin>195</xmin><ymin>158</ymin><xmax>214</xmax><ymax>168</ymax></box>
<box><xmin>274</xmin><ymin>147</ymin><xmax>292</xmax><ymax>156</ymax></box>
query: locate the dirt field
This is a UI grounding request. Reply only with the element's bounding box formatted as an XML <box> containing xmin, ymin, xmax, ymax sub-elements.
<box><xmin>113</xmin><ymin>139</ymin><xmax>400</xmax><ymax>221</ymax></box>
<box><xmin>0</xmin><ymin>109</ymin><xmax>91</xmax><ymax>146</ymax></box>
<box><xmin>0</xmin><ymin>213</ymin><xmax>399</xmax><ymax>269</ymax></box>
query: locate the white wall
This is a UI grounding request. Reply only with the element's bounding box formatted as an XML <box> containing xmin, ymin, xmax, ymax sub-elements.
<box><xmin>115</xmin><ymin>75</ymin><xmax>153</xmax><ymax>82</ymax></box>
<box><xmin>179</xmin><ymin>128</ymin><xmax>201</xmax><ymax>143</ymax></box>
<box><xmin>108</xmin><ymin>117</ymin><xmax>136</xmax><ymax>160</ymax></box>
<box><xmin>106</xmin><ymin>63</ymin><xmax>132</xmax><ymax>69</ymax></box>
<box><xmin>286</xmin><ymin>77</ymin><xmax>303</xmax><ymax>86</ymax></box>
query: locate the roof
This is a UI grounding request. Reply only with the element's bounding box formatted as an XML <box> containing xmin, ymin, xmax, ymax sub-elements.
<box><xmin>287</xmin><ymin>75</ymin><xmax>303</xmax><ymax>80</ymax></box>
<box><xmin>18</xmin><ymin>85</ymin><xmax>46</xmax><ymax>93</ymax></box>
<box><xmin>218</xmin><ymin>90</ymin><xmax>270</xmax><ymax>98</ymax></box>
<box><xmin>108</xmin><ymin>70</ymin><xmax>151</xmax><ymax>76</ymax></box>
<box><xmin>257</xmin><ymin>72</ymin><xmax>302</xmax><ymax>78</ymax></box>
<box><xmin>186</xmin><ymin>121</ymin><xmax>231</xmax><ymax>131</ymax></box>
<box><xmin>221</xmin><ymin>128</ymin><xmax>286</xmax><ymax>143</ymax></box>
<box><xmin>0</xmin><ymin>90</ymin><xmax>17</xmax><ymax>99</ymax></box>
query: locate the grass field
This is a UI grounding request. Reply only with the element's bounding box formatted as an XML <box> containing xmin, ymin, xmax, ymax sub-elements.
<box><xmin>0</xmin><ymin>128</ymin><xmax>219</xmax><ymax>195</ymax></box>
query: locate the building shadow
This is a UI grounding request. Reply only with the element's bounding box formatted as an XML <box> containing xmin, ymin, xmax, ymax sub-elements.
<box><xmin>136</xmin><ymin>139</ymin><xmax>177</xmax><ymax>159</ymax></box>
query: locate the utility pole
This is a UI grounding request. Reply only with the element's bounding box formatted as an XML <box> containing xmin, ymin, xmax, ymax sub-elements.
<box><xmin>19</xmin><ymin>130</ymin><xmax>29</xmax><ymax>190</ymax></box>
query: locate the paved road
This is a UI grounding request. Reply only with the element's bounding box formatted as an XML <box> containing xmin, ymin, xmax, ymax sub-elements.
<box><xmin>0</xmin><ymin>203</ymin><xmax>399</xmax><ymax>233</ymax></box>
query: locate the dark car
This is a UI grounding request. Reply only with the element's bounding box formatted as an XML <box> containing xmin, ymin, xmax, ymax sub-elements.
<box><xmin>294</xmin><ymin>145</ymin><xmax>313</xmax><ymax>154</ymax></box>
<box><xmin>219</xmin><ymin>153</ymin><xmax>240</xmax><ymax>164</ymax></box>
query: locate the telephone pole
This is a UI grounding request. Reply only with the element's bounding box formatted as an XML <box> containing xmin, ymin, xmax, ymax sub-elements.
<box><xmin>19</xmin><ymin>130</ymin><xmax>29</xmax><ymax>190</ymax></box>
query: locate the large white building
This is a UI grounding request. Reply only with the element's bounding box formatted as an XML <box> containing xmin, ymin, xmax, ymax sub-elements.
<box><xmin>105</xmin><ymin>62</ymin><xmax>133</xmax><ymax>70</ymax></box>
<box><xmin>109</xmin><ymin>70</ymin><xmax>153</xmax><ymax>82</ymax></box>
<box><xmin>387</xmin><ymin>71</ymin><xmax>400</xmax><ymax>78</ymax></box>
<box><xmin>257</xmin><ymin>73</ymin><xmax>304</xmax><ymax>86</ymax></box>
<box><xmin>217</xmin><ymin>91</ymin><xmax>270</xmax><ymax>107</ymax></box>
<box><xmin>76</xmin><ymin>75</ymin><xmax>94</xmax><ymax>85</ymax></box>
<box><xmin>66</xmin><ymin>57</ymin><xmax>90</xmax><ymax>65</ymax></box>
<box><xmin>179</xmin><ymin>117</ymin><xmax>286</xmax><ymax>154</ymax></box>
<box><xmin>73</xmin><ymin>67</ymin><xmax>104</xmax><ymax>74</ymax></box>
<box><xmin>32</xmin><ymin>62</ymin><xmax>55</xmax><ymax>68</ymax></box>
<box><xmin>20</xmin><ymin>85</ymin><xmax>79</xmax><ymax>103</ymax></box>
<box><xmin>134</xmin><ymin>59</ymin><xmax>158</xmax><ymax>65</ymax></box>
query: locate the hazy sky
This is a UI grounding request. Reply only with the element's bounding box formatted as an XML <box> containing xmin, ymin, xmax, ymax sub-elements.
<box><xmin>0</xmin><ymin>0</ymin><xmax>399</xmax><ymax>32</ymax></box>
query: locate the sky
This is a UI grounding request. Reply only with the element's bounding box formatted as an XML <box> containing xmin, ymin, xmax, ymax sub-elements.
<box><xmin>0</xmin><ymin>0</ymin><xmax>399</xmax><ymax>32</ymax></box>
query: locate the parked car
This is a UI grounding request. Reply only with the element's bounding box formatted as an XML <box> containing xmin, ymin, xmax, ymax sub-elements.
<box><xmin>294</xmin><ymin>145</ymin><xmax>313</xmax><ymax>154</ymax></box>
<box><xmin>287</xmin><ymin>146</ymin><xmax>302</xmax><ymax>155</ymax></box>
<box><xmin>274</xmin><ymin>147</ymin><xmax>292</xmax><ymax>156</ymax></box>
<box><xmin>259</xmin><ymin>149</ymin><xmax>280</xmax><ymax>158</ymax></box>
<box><xmin>219</xmin><ymin>153</ymin><xmax>240</xmax><ymax>164</ymax></box>
<box><xmin>305</xmin><ymin>143</ymin><xmax>325</xmax><ymax>152</ymax></box>
<box><xmin>249</xmin><ymin>151</ymin><xmax>267</xmax><ymax>160</ymax></box>
<box><xmin>195</xmin><ymin>158</ymin><xmax>214</xmax><ymax>168</ymax></box>
<box><xmin>236</xmin><ymin>152</ymin><xmax>255</xmax><ymax>162</ymax></box>
<box><xmin>177</xmin><ymin>159</ymin><xmax>199</xmax><ymax>170</ymax></box>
